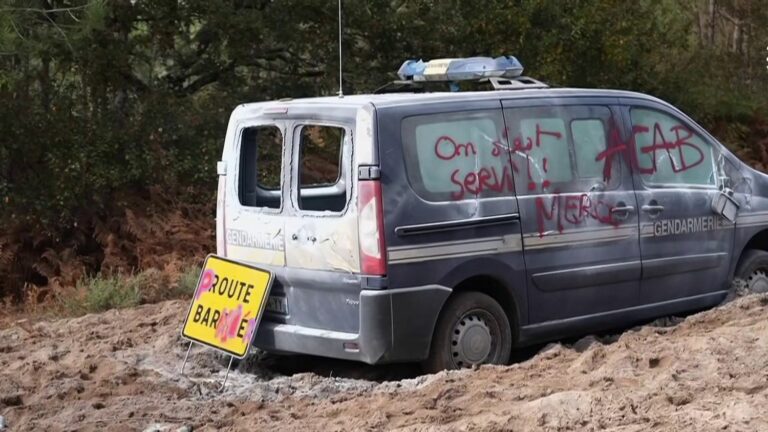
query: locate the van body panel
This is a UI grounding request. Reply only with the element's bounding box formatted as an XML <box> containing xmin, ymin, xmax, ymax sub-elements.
<box><xmin>216</xmin><ymin>89</ymin><xmax>768</xmax><ymax>365</ymax></box>
<box><xmin>376</xmin><ymin>98</ymin><xmax>529</xmax><ymax>327</ymax></box>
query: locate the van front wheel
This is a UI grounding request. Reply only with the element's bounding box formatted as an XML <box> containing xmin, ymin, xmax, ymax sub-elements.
<box><xmin>735</xmin><ymin>249</ymin><xmax>768</xmax><ymax>293</ymax></box>
<box><xmin>422</xmin><ymin>291</ymin><xmax>512</xmax><ymax>373</ymax></box>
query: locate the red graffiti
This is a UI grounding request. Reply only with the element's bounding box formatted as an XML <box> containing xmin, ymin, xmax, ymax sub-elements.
<box><xmin>434</xmin><ymin>135</ymin><xmax>477</xmax><ymax>160</ymax></box>
<box><xmin>596</xmin><ymin>121</ymin><xmax>704</xmax><ymax>181</ymax></box>
<box><xmin>450</xmin><ymin>166</ymin><xmax>515</xmax><ymax>200</ymax></box>
<box><xmin>535</xmin><ymin>192</ymin><xmax>615</xmax><ymax>237</ymax></box>
<box><xmin>637</xmin><ymin>124</ymin><xmax>704</xmax><ymax>174</ymax></box>
<box><xmin>436</xmin><ymin>123</ymin><xmax>563</xmax><ymax>199</ymax></box>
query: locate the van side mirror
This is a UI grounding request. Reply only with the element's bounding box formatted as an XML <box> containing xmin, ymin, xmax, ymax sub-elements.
<box><xmin>712</xmin><ymin>189</ymin><xmax>739</xmax><ymax>223</ymax></box>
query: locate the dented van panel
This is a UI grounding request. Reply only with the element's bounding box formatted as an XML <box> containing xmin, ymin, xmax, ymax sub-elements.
<box><xmin>217</xmin><ymin>89</ymin><xmax>768</xmax><ymax>365</ymax></box>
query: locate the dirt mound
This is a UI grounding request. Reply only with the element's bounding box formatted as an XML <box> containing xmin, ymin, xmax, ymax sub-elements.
<box><xmin>1</xmin><ymin>294</ymin><xmax>768</xmax><ymax>431</ymax></box>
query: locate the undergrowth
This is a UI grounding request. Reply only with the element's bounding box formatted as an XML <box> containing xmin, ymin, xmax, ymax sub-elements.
<box><xmin>60</xmin><ymin>266</ymin><xmax>201</xmax><ymax>316</ymax></box>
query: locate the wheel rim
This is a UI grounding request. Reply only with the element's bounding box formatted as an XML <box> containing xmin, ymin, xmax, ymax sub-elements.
<box><xmin>450</xmin><ymin>309</ymin><xmax>499</xmax><ymax>368</ymax></box>
<box><xmin>747</xmin><ymin>269</ymin><xmax>768</xmax><ymax>293</ymax></box>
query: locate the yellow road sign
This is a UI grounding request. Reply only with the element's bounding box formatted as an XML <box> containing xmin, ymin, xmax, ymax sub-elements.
<box><xmin>181</xmin><ymin>255</ymin><xmax>273</xmax><ymax>358</ymax></box>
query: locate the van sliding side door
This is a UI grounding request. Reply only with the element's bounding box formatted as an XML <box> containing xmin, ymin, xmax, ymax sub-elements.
<box><xmin>500</xmin><ymin>98</ymin><xmax>641</xmax><ymax>325</ymax></box>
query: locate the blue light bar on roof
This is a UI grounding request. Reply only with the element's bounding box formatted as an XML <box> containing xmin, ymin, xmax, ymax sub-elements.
<box><xmin>397</xmin><ymin>56</ymin><xmax>524</xmax><ymax>82</ymax></box>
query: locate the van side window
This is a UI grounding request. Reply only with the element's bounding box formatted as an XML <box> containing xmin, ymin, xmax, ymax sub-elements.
<box><xmin>630</xmin><ymin>108</ymin><xmax>717</xmax><ymax>187</ymax></box>
<box><xmin>298</xmin><ymin>125</ymin><xmax>347</xmax><ymax>212</ymax></box>
<box><xmin>572</xmin><ymin>119</ymin><xmax>607</xmax><ymax>179</ymax></box>
<box><xmin>504</xmin><ymin>105</ymin><xmax>618</xmax><ymax>195</ymax></box>
<box><xmin>519</xmin><ymin>117</ymin><xmax>570</xmax><ymax>185</ymax></box>
<box><xmin>401</xmin><ymin>110</ymin><xmax>513</xmax><ymax>202</ymax></box>
<box><xmin>238</xmin><ymin>125</ymin><xmax>283</xmax><ymax>209</ymax></box>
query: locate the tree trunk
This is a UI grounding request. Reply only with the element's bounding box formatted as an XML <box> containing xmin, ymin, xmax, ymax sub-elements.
<box><xmin>708</xmin><ymin>0</ymin><xmax>717</xmax><ymax>47</ymax></box>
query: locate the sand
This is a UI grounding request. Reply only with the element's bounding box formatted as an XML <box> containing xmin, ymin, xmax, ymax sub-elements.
<box><xmin>1</xmin><ymin>293</ymin><xmax>767</xmax><ymax>431</ymax></box>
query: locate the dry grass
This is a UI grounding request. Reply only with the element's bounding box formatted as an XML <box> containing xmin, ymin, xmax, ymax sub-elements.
<box><xmin>0</xmin><ymin>191</ymin><xmax>209</xmax><ymax>321</ymax></box>
<box><xmin>1</xmin><ymin>187</ymin><xmax>213</xmax><ymax>314</ymax></box>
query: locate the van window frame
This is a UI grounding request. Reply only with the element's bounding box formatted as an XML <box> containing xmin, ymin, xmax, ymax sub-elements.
<box><xmin>289</xmin><ymin>120</ymin><xmax>353</xmax><ymax>216</ymax></box>
<box><xmin>625</xmin><ymin>104</ymin><xmax>721</xmax><ymax>191</ymax></box>
<box><xmin>233</xmin><ymin>122</ymin><xmax>286</xmax><ymax>214</ymax></box>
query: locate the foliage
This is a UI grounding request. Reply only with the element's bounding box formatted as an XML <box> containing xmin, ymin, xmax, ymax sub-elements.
<box><xmin>59</xmin><ymin>265</ymin><xmax>201</xmax><ymax>316</ymax></box>
<box><xmin>175</xmin><ymin>265</ymin><xmax>202</xmax><ymax>298</ymax></box>
<box><xmin>62</xmin><ymin>272</ymin><xmax>143</xmax><ymax>315</ymax></box>
<box><xmin>0</xmin><ymin>0</ymin><xmax>767</xmax><ymax>299</ymax></box>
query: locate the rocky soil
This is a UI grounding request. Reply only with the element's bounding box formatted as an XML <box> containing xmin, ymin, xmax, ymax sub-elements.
<box><xmin>1</xmin><ymin>293</ymin><xmax>768</xmax><ymax>431</ymax></box>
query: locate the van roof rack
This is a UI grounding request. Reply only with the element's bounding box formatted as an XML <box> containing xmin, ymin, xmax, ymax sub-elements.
<box><xmin>373</xmin><ymin>76</ymin><xmax>549</xmax><ymax>94</ymax></box>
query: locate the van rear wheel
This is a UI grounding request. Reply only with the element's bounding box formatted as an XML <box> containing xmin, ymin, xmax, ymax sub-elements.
<box><xmin>422</xmin><ymin>291</ymin><xmax>512</xmax><ymax>373</ymax></box>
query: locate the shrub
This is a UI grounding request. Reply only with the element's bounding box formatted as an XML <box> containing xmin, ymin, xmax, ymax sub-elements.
<box><xmin>62</xmin><ymin>273</ymin><xmax>143</xmax><ymax>315</ymax></box>
<box><xmin>58</xmin><ymin>265</ymin><xmax>201</xmax><ymax>316</ymax></box>
<box><xmin>175</xmin><ymin>266</ymin><xmax>202</xmax><ymax>298</ymax></box>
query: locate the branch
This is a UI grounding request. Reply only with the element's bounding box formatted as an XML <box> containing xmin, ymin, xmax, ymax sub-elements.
<box><xmin>179</xmin><ymin>61</ymin><xmax>235</xmax><ymax>94</ymax></box>
<box><xmin>0</xmin><ymin>4</ymin><xmax>92</xmax><ymax>14</ymax></box>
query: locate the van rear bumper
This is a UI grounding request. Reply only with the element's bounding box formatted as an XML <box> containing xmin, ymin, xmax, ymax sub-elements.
<box><xmin>252</xmin><ymin>285</ymin><xmax>452</xmax><ymax>364</ymax></box>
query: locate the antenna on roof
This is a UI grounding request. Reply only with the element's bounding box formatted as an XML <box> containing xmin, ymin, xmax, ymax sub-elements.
<box><xmin>337</xmin><ymin>0</ymin><xmax>344</xmax><ymax>98</ymax></box>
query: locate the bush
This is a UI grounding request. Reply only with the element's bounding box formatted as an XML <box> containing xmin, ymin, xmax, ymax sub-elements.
<box><xmin>58</xmin><ymin>265</ymin><xmax>202</xmax><ymax>316</ymax></box>
<box><xmin>62</xmin><ymin>273</ymin><xmax>144</xmax><ymax>315</ymax></box>
<box><xmin>175</xmin><ymin>266</ymin><xmax>202</xmax><ymax>298</ymax></box>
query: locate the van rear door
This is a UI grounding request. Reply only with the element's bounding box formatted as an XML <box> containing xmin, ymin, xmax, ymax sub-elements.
<box><xmin>220</xmin><ymin>119</ymin><xmax>287</xmax><ymax>267</ymax></box>
<box><xmin>284</xmin><ymin>121</ymin><xmax>358</xmax><ymax>272</ymax></box>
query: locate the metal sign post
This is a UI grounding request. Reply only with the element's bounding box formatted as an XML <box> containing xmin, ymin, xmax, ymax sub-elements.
<box><xmin>180</xmin><ymin>341</ymin><xmax>193</xmax><ymax>375</ymax></box>
<box><xmin>179</xmin><ymin>341</ymin><xmax>235</xmax><ymax>392</ymax></box>
<box><xmin>220</xmin><ymin>356</ymin><xmax>234</xmax><ymax>391</ymax></box>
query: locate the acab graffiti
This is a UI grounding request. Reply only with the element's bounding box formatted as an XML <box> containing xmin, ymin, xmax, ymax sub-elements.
<box><xmin>597</xmin><ymin>119</ymin><xmax>706</xmax><ymax>182</ymax></box>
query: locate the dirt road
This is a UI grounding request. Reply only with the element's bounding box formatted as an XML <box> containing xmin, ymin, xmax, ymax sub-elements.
<box><xmin>1</xmin><ymin>293</ymin><xmax>767</xmax><ymax>431</ymax></box>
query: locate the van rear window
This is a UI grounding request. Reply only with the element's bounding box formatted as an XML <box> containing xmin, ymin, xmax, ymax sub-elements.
<box><xmin>297</xmin><ymin>125</ymin><xmax>347</xmax><ymax>212</ymax></box>
<box><xmin>238</xmin><ymin>125</ymin><xmax>283</xmax><ymax>209</ymax></box>
<box><xmin>402</xmin><ymin>111</ymin><xmax>513</xmax><ymax>202</ymax></box>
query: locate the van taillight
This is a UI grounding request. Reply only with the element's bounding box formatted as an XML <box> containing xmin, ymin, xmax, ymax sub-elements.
<box><xmin>358</xmin><ymin>179</ymin><xmax>386</xmax><ymax>275</ymax></box>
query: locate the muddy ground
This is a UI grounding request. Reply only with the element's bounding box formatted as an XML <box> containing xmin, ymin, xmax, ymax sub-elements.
<box><xmin>1</xmin><ymin>293</ymin><xmax>768</xmax><ymax>431</ymax></box>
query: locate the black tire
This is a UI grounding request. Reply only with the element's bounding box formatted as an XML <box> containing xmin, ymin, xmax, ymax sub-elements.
<box><xmin>422</xmin><ymin>291</ymin><xmax>513</xmax><ymax>373</ymax></box>
<box><xmin>734</xmin><ymin>249</ymin><xmax>768</xmax><ymax>294</ymax></box>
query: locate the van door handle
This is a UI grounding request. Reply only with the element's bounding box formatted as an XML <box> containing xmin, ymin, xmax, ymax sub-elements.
<box><xmin>610</xmin><ymin>203</ymin><xmax>634</xmax><ymax>220</ymax></box>
<box><xmin>641</xmin><ymin>199</ymin><xmax>665</xmax><ymax>218</ymax></box>
<box><xmin>642</xmin><ymin>205</ymin><xmax>664</xmax><ymax>213</ymax></box>
<box><xmin>610</xmin><ymin>205</ymin><xmax>635</xmax><ymax>214</ymax></box>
